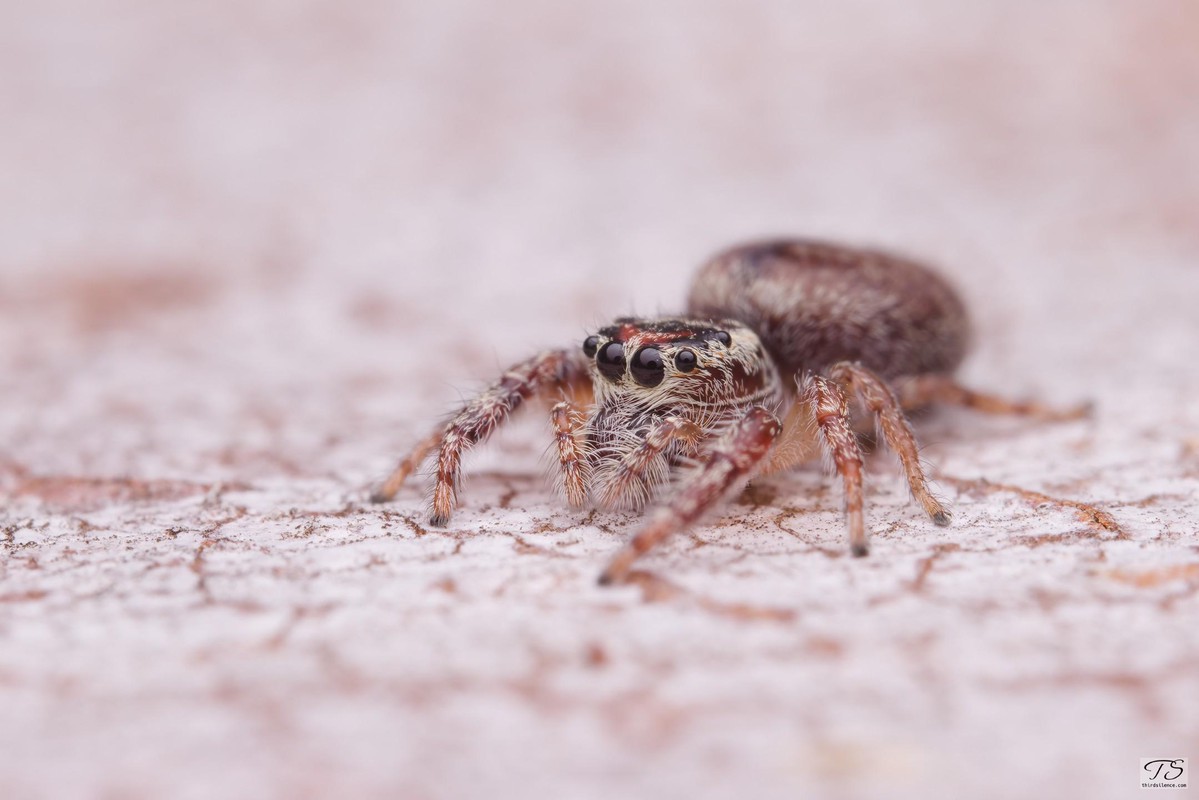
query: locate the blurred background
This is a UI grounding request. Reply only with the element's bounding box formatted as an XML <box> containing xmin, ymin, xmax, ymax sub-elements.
<box><xmin>4</xmin><ymin>1</ymin><xmax>1196</xmax><ymax>313</ymax></box>
<box><xmin>2</xmin><ymin>2</ymin><xmax>1197</xmax><ymax>799</ymax></box>
<box><xmin>3</xmin><ymin>0</ymin><xmax>1196</xmax><ymax>478</ymax></box>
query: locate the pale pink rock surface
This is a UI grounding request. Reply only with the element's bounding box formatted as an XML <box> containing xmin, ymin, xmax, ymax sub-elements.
<box><xmin>2</xmin><ymin>2</ymin><xmax>1197</xmax><ymax>798</ymax></box>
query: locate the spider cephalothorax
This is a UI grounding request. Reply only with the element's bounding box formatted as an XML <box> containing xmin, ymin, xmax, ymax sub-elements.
<box><xmin>579</xmin><ymin>318</ymin><xmax>784</xmax><ymax>512</ymax></box>
<box><xmin>371</xmin><ymin>239</ymin><xmax>1083</xmax><ymax>585</ymax></box>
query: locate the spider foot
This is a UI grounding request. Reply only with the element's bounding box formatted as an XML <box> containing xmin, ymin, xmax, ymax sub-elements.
<box><xmin>597</xmin><ymin>550</ymin><xmax>637</xmax><ymax>586</ymax></box>
<box><xmin>368</xmin><ymin>488</ymin><xmax>395</xmax><ymax>504</ymax></box>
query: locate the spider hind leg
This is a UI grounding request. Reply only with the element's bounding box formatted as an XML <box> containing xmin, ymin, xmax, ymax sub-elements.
<box><xmin>830</xmin><ymin>362</ymin><xmax>950</xmax><ymax>527</ymax></box>
<box><xmin>803</xmin><ymin>375</ymin><xmax>869</xmax><ymax>556</ymax></box>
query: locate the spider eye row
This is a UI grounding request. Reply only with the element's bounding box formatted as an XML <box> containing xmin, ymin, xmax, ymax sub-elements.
<box><xmin>583</xmin><ymin>333</ymin><xmax>722</xmax><ymax>387</ymax></box>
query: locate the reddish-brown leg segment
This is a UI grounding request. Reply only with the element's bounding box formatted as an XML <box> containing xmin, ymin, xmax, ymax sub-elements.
<box><xmin>829</xmin><ymin>362</ymin><xmax>950</xmax><ymax>526</ymax></box>
<box><xmin>898</xmin><ymin>375</ymin><xmax>1091</xmax><ymax>420</ymax></box>
<box><xmin>597</xmin><ymin>406</ymin><xmax>780</xmax><ymax>585</ymax></box>
<box><xmin>803</xmin><ymin>374</ymin><xmax>869</xmax><ymax>556</ymax></box>
<box><xmin>595</xmin><ymin>415</ymin><xmax>704</xmax><ymax>509</ymax></box>
<box><xmin>370</xmin><ymin>349</ymin><xmax>591</xmax><ymax>524</ymax></box>
<box><xmin>369</xmin><ymin>428</ymin><xmax>443</xmax><ymax>505</ymax></box>
<box><xmin>758</xmin><ymin>396</ymin><xmax>820</xmax><ymax>475</ymax></box>
<box><xmin>551</xmin><ymin>399</ymin><xmax>588</xmax><ymax>508</ymax></box>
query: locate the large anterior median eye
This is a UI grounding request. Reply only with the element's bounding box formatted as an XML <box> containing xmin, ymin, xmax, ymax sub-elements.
<box><xmin>674</xmin><ymin>348</ymin><xmax>697</xmax><ymax>372</ymax></box>
<box><xmin>630</xmin><ymin>346</ymin><xmax>665</xmax><ymax>387</ymax></box>
<box><xmin>596</xmin><ymin>341</ymin><xmax>626</xmax><ymax>381</ymax></box>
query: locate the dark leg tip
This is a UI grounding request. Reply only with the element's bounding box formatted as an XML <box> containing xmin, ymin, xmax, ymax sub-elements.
<box><xmin>1071</xmin><ymin>400</ymin><xmax>1096</xmax><ymax>420</ymax></box>
<box><xmin>597</xmin><ymin>571</ymin><xmax>614</xmax><ymax>587</ymax></box>
<box><xmin>851</xmin><ymin>543</ymin><xmax>870</xmax><ymax>558</ymax></box>
<box><xmin>427</xmin><ymin>512</ymin><xmax>449</xmax><ymax>527</ymax></box>
<box><xmin>932</xmin><ymin>510</ymin><xmax>952</xmax><ymax>527</ymax></box>
<box><xmin>368</xmin><ymin>490</ymin><xmax>390</xmax><ymax>504</ymax></box>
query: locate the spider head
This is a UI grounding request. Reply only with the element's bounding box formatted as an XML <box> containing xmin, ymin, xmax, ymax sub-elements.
<box><xmin>582</xmin><ymin>317</ymin><xmax>777</xmax><ymax>408</ymax></box>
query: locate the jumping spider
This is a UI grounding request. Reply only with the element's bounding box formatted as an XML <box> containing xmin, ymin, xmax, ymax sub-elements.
<box><xmin>372</xmin><ymin>239</ymin><xmax>1082</xmax><ymax>585</ymax></box>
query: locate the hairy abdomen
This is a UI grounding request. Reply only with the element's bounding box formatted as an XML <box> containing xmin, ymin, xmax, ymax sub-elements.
<box><xmin>687</xmin><ymin>240</ymin><xmax>970</xmax><ymax>378</ymax></box>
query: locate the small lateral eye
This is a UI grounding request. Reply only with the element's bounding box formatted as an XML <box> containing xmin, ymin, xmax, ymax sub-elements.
<box><xmin>674</xmin><ymin>349</ymin><xmax>697</xmax><ymax>372</ymax></box>
<box><xmin>714</xmin><ymin>331</ymin><xmax>732</xmax><ymax>346</ymax></box>
<box><xmin>630</xmin><ymin>346</ymin><xmax>665</xmax><ymax>387</ymax></box>
<box><xmin>582</xmin><ymin>335</ymin><xmax>599</xmax><ymax>357</ymax></box>
<box><xmin>596</xmin><ymin>341</ymin><xmax>626</xmax><ymax>380</ymax></box>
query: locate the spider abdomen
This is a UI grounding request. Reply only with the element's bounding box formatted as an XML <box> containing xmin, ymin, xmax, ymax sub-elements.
<box><xmin>686</xmin><ymin>239</ymin><xmax>970</xmax><ymax>379</ymax></box>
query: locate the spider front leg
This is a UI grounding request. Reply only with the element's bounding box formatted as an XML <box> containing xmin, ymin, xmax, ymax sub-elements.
<box><xmin>597</xmin><ymin>406</ymin><xmax>781</xmax><ymax>586</ymax></box>
<box><xmin>802</xmin><ymin>374</ymin><xmax>869</xmax><ymax>556</ymax></box>
<box><xmin>370</xmin><ymin>348</ymin><xmax>591</xmax><ymax>525</ymax></box>
<box><xmin>551</xmin><ymin>399</ymin><xmax>588</xmax><ymax>508</ymax></box>
<box><xmin>829</xmin><ymin>362</ymin><xmax>950</xmax><ymax>526</ymax></box>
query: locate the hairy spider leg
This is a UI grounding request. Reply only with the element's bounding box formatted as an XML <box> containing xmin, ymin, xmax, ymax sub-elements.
<box><xmin>595</xmin><ymin>415</ymin><xmax>705</xmax><ymax>509</ymax></box>
<box><xmin>598</xmin><ymin>406</ymin><xmax>780</xmax><ymax>585</ymax></box>
<box><xmin>369</xmin><ymin>428</ymin><xmax>444</xmax><ymax>505</ymax></box>
<box><xmin>897</xmin><ymin>375</ymin><xmax>1091</xmax><ymax>421</ymax></box>
<box><xmin>829</xmin><ymin>362</ymin><xmax>950</xmax><ymax>526</ymax></box>
<box><xmin>758</xmin><ymin>396</ymin><xmax>821</xmax><ymax>475</ymax></box>
<box><xmin>551</xmin><ymin>399</ymin><xmax>588</xmax><ymax>508</ymax></box>
<box><xmin>803</xmin><ymin>374</ymin><xmax>869</xmax><ymax>557</ymax></box>
<box><xmin>370</xmin><ymin>348</ymin><xmax>592</xmax><ymax>524</ymax></box>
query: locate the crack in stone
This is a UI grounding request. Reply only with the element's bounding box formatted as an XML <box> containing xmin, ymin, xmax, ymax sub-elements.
<box><xmin>622</xmin><ymin>570</ymin><xmax>798</xmax><ymax>623</ymax></box>
<box><xmin>909</xmin><ymin>543</ymin><xmax>963</xmax><ymax>593</ymax></box>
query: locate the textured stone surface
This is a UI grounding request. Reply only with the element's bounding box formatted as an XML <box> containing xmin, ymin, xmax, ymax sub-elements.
<box><xmin>2</xmin><ymin>2</ymin><xmax>1198</xmax><ymax>798</ymax></box>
